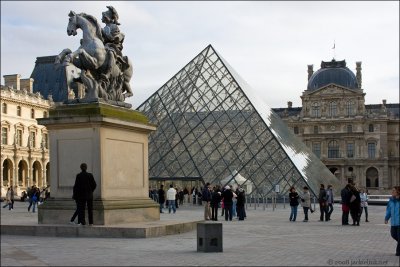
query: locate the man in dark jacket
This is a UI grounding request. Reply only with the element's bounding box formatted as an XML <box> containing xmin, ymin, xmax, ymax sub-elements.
<box><xmin>73</xmin><ymin>163</ymin><xmax>97</xmax><ymax>226</ymax></box>
<box><xmin>341</xmin><ymin>184</ymin><xmax>352</xmax><ymax>225</ymax></box>
<box><xmin>210</xmin><ymin>185</ymin><xmax>222</xmax><ymax>221</ymax></box>
<box><xmin>158</xmin><ymin>185</ymin><xmax>165</xmax><ymax>213</ymax></box>
<box><xmin>318</xmin><ymin>184</ymin><xmax>328</xmax><ymax>221</ymax></box>
<box><xmin>222</xmin><ymin>185</ymin><xmax>234</xmax><ymax>221</ymax></box>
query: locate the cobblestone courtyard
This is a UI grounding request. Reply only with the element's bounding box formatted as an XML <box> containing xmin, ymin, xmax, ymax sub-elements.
<box><xmin>1</xmin><ymin>201</ymin><xmax>398</xmax><ymax>266</ymax></box>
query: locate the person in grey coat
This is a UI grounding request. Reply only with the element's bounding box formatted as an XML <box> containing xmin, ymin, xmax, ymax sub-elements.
<box><xmin>301</xmin><ymin>186</ymin><xmax>311</xmax><ymax>222</ymax></box>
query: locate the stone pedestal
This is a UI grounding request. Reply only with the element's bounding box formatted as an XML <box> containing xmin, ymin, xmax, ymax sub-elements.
<box><xmin>37</xmin><ymin>102</ymin><xmax>159</xmax><ymax>225</ymax></box>
<box><xmin>197</xmin><ymin>222</ymin><xmax>223</xmax><ymax>252</ymax></box>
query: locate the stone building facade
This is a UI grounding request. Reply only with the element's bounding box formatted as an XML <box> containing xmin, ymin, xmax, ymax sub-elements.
<box><xmin>273</xmin><ymin>59</ymin><xmax>400</xmax><ymax>194</ymax></box>
<box><xmin>1</xmin><ymin>74</ymin><xmax>53</xmax><ymax>197</ymax></box>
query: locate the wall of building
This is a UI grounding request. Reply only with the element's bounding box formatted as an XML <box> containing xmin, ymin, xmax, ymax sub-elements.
<box><xmin>1</xmin><ymin>74</ymin><xmax>52</xmax><ymax>198</ymax></box>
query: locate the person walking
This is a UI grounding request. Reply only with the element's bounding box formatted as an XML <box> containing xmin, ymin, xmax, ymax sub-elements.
<box><xmin>360</xmin><ymin>189</ymin><xmax>369</xmax><ymax>222</ymax></box>
<box><xmin>289</xmin><ymin>186</ymin><xmax>299</xmax><ymax>222</ymax></box>
<box><xmin>73</xmin><ymin>163</ymin><xmax>97</xmax><ymax>226</ymax></box>
<box><xmin>222</xmin><ymin>185</ymin><xmax>234</xmax><ymax>221</ymax></box>
<box><xmin>384</xmin><ymin>186</ymin><xmax>400</xmax><ymax>256</ymax></box>
<box><xmin>166</xmin><ymin>184</ymin><xmax>177</xmax><ymax>214</ymax></box>
<box><xmin>31</xmin><ymin>187</ymin><xmax>40</xmax><ymax>213</ymax></box>
<box><xmin>326</xmin><ymin>184</ymin><xmax>334</xmax><ymax>221</ymax></box>
<box><xmin>318</xmin><ymin>184</ymin><xmax>328</xmax><ymax>221</ymax></box>
<box><xmin>301</xmin><ymin>186</ymin><xmax>311</xmax><ymax>222</ymax></box>
<box><xmin>27</xmin><ymin>186</ymin><xmax>36</xmax><ymax>212</ymax></box>
<box><xmin>3</xmin><ymin>187</ymin><xmax>13</xmax><ymax>210</ymax></box>
<box><xmin>211</xmin><ymin>185</ymin><xmax>221</xmax><ymax>221</ymax></box>
<box><xmin>341</xmin><ymin>184</ymin><xmax>352</xmax><ymax>225</ymax></box>
<box><xmin>158</xmin><ymin>184</ymin><xmax>165</xmax><ymax>213</ymax></box>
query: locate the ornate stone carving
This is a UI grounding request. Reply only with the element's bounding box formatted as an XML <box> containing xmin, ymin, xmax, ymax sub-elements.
<box><xmin>55</xmin><ymin>6</ymin><xmax>133</xmax><ymax>104</ymax></box>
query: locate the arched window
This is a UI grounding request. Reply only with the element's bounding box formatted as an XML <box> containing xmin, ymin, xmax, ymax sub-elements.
<box><xmin>312</xmin><ymin>102</ymin><xmax>320</xmax><ymax>117</ymax></box>
<box><xmin>328</xmin><ymin>140</ymin><xmax>339</xmax><ymax>158</ymax></box>
<box><xmin>17</xmin><ymin>106</ymin><xmax>21</xmax><ymax>116</ymax></box>
<box><xmin>346</xmin><ymin>101</ymin><xmax>354</xmax><ymax>116</ymax></box>
<box><xmin>329</xmin><ymin>102</ymin><xmax>337</xmax><ymax>117</ymax></box>
<box><xmin>31</xmin><ymin>109</ymin><xmax>35</xmax><ymax>119</ymax></box>
<box><xmin>366</xmin><ymin>167</ymin><xmax>378</xmax><ymax>188</ymax></box>
<box><xmin>2</xmin><ymin>103</ymin><xmax>7</xmax><ymax>114</ymax></box>
<box><xmin>368</xmin><ymin>124</ymin><xmax>374</xmax><ymax>132</ymax></box>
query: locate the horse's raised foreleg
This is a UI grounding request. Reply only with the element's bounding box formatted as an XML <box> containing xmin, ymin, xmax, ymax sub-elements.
<box><xmin>54</xmin><ymin>48</ymin><xmax>72</xmax><ymax>64</ymax></box>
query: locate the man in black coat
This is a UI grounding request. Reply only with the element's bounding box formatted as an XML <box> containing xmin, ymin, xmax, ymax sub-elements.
<box><xmin>73</xmin><ymin>163</ymin><xmax>97</xmax><ymax>226</ymax></box>
<box><xmin>341</xmin><ymin>184</ymin><xmax>352</xmax><ymax>225</ymax></box>
<box><xmin>158</xmin><ymin>185</ymin><xmax>165</xmax><ymax>213</ymax></box>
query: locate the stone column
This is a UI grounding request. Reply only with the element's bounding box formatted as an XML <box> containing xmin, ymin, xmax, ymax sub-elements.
<box><xmin>37</xmin><ymin>102</ymin><xmax>159</xmax><ymax>225</ymax></box>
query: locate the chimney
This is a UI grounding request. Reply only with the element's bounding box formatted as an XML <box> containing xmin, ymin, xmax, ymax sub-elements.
<box><xmin>382</xmin><ymin>99</ymin><xmax>386</xmax><ymax>106</ymax></box>
<box><xmin>3</xmin><ymin>74</ymin><xmax>21</xmax><ymax>90</ymax></box>
<box><xmin>20</xmin><ymin>78</ymin><xmax>34</xmax><ymax>93</ymax></box>
<box><xmin>307</xmin><ymin>65</ymin><xmax>313</xmax><ymax>80</ymax></box>
<box><xmin>287</xmin><ymin>101</ymin><xmax>293</xmax><ymax>109</ymax></box>
<box><xmin>356</xmin><ymin>61</ymin><xmax>362</xmax><ymax>89</ymax></box>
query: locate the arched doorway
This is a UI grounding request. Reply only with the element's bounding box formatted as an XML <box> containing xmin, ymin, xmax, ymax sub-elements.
<box><xmin>45</xmin><ymin>162</ymin><xmax>50</xmax><ymax>186</ymax></box>
<box><xmin>18</xmin><ymin>160</ymin><xmax>28</xmax><ymax>188</ymax></box>
<box><xmin>2</xmin><ymin>159</ymin><xmax>13</xmax><ymax>188</ymax></box>
<box><xmin>366</xmin><ymin>167</ymin><xmax>378</xmax><ymax>188</ymax></box>
<box><xmin>32</xmin><ymin>161</ymin><xmax>42</xmax><ymax>187</ymax></box>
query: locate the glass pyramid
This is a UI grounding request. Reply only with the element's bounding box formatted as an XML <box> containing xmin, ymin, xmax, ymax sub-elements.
<box><xmin>137</xmin><ymin>45</ymin><xmax>340</xmax><ymax>197</ymax></box>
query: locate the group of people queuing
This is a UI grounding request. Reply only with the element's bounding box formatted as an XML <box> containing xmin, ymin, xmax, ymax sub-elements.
<box><xmin>2</xmin><ymin>185</ymin><xmax>50</xmax><ymax>212</ymax></box>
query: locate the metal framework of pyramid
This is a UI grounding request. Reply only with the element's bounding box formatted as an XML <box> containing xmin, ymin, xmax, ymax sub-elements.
<box><xmin>137</xmin><ymin>45</ymin><xmax>340</xmax><ymax>197</ymax></box>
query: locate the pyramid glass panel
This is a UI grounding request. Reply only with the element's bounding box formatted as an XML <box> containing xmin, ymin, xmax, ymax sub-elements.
<box><xmin>138</xmin><ymin>45</ymin><xmax>340</xmax><ymax>197</ymax></box>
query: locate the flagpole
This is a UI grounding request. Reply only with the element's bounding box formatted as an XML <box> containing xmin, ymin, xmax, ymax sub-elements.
<box><xmin>332</xmin><ymin>40</ymin><xmax>336</xmax><ymax>59</ymax></box>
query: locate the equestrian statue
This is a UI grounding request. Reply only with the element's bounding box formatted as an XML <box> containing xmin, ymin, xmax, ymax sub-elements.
<box><xmin>55</xmin><ymin>6</ymin><xmax>133</xmax><ymax>102</ymax></box>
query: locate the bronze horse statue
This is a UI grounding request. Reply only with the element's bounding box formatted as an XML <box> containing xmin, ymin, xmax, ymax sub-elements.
<box><xmin>55</xmin><ymin>11</ymin><xmax>133</xmax><ymax>101</ymax></box>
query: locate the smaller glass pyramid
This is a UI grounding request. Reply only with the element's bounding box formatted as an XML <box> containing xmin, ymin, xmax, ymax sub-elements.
<box><xmin>138</xmin><ymin>45</ymin><xmax>340</xmax><ymax>197</ymax></box>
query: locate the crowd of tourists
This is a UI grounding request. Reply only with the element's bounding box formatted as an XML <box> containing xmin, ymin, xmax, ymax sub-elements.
<box><xmin>152</xmin><ymin>183</ymin><xmax>247</xmax><ymax>221</ymax></box>
<box><xmin>287</xmin><ymin>183</ymin><xmax>399</xmax><ymax>256</ymax></box>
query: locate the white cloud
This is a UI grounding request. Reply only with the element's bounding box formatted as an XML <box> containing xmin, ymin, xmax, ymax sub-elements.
<box><xmin>1</xmin><ymin>1</ymin><xmax>398</xmax><ymax>109</ymax></box>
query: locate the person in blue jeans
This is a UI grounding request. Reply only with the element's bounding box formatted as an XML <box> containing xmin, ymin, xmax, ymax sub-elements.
<box><xmin>385</xmin><ymin>186</ymin><xmax>400</xmax><ymax>256</ymax></box>
<box><xmin>166</xmin><ymin>184</ymin><xmax>177</xmax><ymax>214</ymax></box>
<box><xmin>31</xmin><ymin>187</ymin><xmax>40</xmax><ymax>213</ymax></box>
<box><xmin>289</xmin><ymin>186</ymin><xmax>299</xmax><ymax>222</ymax></box>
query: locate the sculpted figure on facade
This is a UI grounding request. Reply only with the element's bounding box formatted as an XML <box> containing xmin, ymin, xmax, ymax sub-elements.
<box><xmin>55</xmin><ymin>6</ymin><xmax>133</xmax><ymax>103</ymax></box>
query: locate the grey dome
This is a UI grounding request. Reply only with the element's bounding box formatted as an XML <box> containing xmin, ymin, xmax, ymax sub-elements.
<box><xmin>307</xmin><ymin>59</ymin><xmax>359</xmax><ymax>91</ymax></box>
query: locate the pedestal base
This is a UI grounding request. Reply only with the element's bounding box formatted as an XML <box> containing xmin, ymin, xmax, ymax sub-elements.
<box><xmin>38</xmin><ymin>198</ymin><xmax>160</xmax><ymax>225</ymax></box>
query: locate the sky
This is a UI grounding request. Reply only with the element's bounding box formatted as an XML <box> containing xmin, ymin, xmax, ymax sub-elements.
<box><xmin>1</xmin><ymin>1</ymin><xmax>399</xmax><ymax>109</ymax></box>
